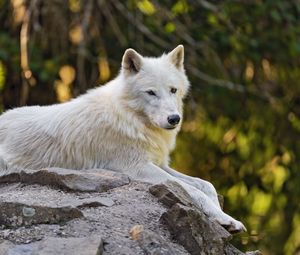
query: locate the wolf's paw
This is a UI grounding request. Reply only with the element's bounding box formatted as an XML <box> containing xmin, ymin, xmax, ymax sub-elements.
<box><xmin>216</xmin><ymin>218</ymin><xmax>247</xmax><ymax>234</ymax></box>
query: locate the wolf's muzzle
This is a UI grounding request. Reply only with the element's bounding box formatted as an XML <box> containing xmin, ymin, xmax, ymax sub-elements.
<box><xmin>167</xmin><ymin>114</ymin><xmax>181</xmax><ymax>126</ymax></box>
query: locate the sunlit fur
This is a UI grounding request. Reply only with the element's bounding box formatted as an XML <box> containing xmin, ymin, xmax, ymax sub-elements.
<box><xmin>0</xmin><ymin>46</ymin><xmax>189</xmax><ymax>171</ymax></box>
<box><xmin>0</xmin><ymin>46</ymin><xmax>246</xmax><ymax>233</ymax></box>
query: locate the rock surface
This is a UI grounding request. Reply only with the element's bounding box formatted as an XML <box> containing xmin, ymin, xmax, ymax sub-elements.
<box><xmin>0</xmin><ymin>201</ymin><xmax>83</xmax><ymax>227</ymax></box>
<box><xmin>0</xmin><ymin>168</ymin><xmax>259</xmax><ymax>254</ymax></box>
<box><xmin>149</xmin><ymin>180</ymin><xmax>195</xmax><ymax>208</ymax></box>
<box><xmin>161</xmin><ymin>203</ymin><xmax>235</xmax><ymax>255</ymax></box>
<box><xmin>0</xmin><ymin>236</ymin><xmax>103</xmax><ymax>255</ymax></box>
<box><xmin>130</xmin><ymin>225</ymin><xmax>175</xmax><ymax>255</ymax></box>
<box><xmin>150</xmin><ymin>181</ymin><xmax>257</xmax><ymax>255</ymax></box>
<box><xmin>0</xmin><ymin>168</ymin><xmax>130</xmax><ymax>192</ymax></box>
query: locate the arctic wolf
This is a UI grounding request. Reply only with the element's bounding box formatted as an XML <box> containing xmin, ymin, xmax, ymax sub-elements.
<box><xmin>0</xmin><ymin>45</ymin><xmax>245</xmax><ymax>233</ymax></box>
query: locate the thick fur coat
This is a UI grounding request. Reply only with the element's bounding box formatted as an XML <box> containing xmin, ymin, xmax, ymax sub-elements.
<box><xmin>0</xmin><ymin>46</ymin><xmax>246</xmax><ymax>233</ymax></box>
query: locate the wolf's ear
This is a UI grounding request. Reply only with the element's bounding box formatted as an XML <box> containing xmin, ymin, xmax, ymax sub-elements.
<box><xmin>122</xmin><ymin>48</ymin><xmax>143</xmax><ymax>75</ymax></box>
<box><xmin>168</xmin><ymin>45</ymin><xmax>184</xmax><ymax>70</ymax></box>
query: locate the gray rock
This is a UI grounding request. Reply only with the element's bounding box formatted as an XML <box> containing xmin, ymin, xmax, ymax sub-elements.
<box><xmin>150</xmin><ymin>180</ymin><xmax>224</xmax><ymax>209</ymax></box>
<box><xmin>0</xmin><ymin>236</ymin><xmax>103</xmax><ymax>255</ymax></box>
<box><xmin>161</xmin><ymin>203</ymin><xmax>242</xmax><ymax>255</ymax></box>
<box><xmin>149</xmin><ymin>181</ymin><xmax>224</xmax><ymax>208</ymax></box>
<box><xmin>0</xmin><ymin>176</ymin><xmax>258</xmax><ymax>254</ymax></box>
<box><xmin>0</xmin><ymin>182</ymin><xmax>189</xmax><ymax>254</ymax></box>
<box><xmin>150</xmin><ymin>181</ymin><xmax>252</xmax><ymax>254</ymax></box>
<box><xmin>0</xmin><ymin>172</ymin><xmax>20</xmax><ymax>183</ymax></box>
<box><xmin>75</xmin><ymin>197</ymin><xmax>115</xmax><ymax>208</ymax></box>
<box><xmin>0</xmin><ymin>240</ymin><xmax>13</xmax><ymax>254</ymax></box>
<box><xmin>0</xmin><ymin>185</ymin><xmax>114</xmax><ymax>228</ymax></box>
<box><xmin>0</xmin><ymin>168</ymin><xmax>130</xmax><ymax>192</ymax></box>
<box><xmin>0</xmin><ymin>201</ymin><xmax>83</xmax><ymax>227</ymax></box>
<box><xmin>129</xmin><ymin>225</ymin><xmax>176</xmax><ymax>255</ymax></box>
<box><xmin>0</xmin><ymin>183</ymin><xmax>114</xmax><ymax>210</ymax></box>
<box><xmin>225</xmin><ymin>244</ymin><xmax>248</xmax><ymax>255</ymax></box>
<box><xmin>149</xmin><ymin>180</ymin><xmax>194</xmax><ymax>208</ymax></box>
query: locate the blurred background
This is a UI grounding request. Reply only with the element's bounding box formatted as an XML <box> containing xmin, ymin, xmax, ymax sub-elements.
<box><xmin>1</xmin><ymin>0</ymin><xmax>300</xmax><ymax>254</ymax></box>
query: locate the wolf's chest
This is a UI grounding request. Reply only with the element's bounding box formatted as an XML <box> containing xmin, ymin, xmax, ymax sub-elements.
<box><xmin>145</xmin><ymin>139</ymin><xmax>172</xmax><ymax>166</ymax></box>
<box><xmin>148</xmin><ymin>149</ymin><xmax>165</xmax><ymax>166</ymax></box>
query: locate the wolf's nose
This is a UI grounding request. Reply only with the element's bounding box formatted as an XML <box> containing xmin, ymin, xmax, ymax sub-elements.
<box><xmin>168</xmin><ymin>114</ymin><xmax>181</xmax><ymax>125</ymax></box>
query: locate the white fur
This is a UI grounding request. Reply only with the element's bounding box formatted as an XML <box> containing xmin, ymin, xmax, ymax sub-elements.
<box><xmin>0</xmin><ymin>45</ymin><xmax>246</xmax><ymax>233</ymax></box>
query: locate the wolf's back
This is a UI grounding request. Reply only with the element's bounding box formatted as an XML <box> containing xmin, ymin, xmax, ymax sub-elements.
<box><xmin>0</xmin><ymin>105</ymin><xmax>51</xmax><ymax>170</ymax></box>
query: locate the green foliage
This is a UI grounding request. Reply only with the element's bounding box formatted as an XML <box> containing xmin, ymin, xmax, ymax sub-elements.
<box><xmin>1</xmin><ymin>1</ymin><xmax>300</xmax><ymax>254</ymax></box>
<box><xmin>0</xmin><ymin>61</ymin><xmax>6</xmax><ymax>91</ymax></box>
<box><xmin>137</xmin><ymin>0</ymin><xmax>156</xmax><ymax>15</ymax></box>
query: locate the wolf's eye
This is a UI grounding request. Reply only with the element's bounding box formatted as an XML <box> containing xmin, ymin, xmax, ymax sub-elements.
<box><xmin>170</xmin><ymin>87</ymin><xmax>177</xmax><ymax>94</ymax></box>
<box><xmin>146</xmin><ymin>90</ymin><xmax>156</xmax><ymax>96</ymax></box>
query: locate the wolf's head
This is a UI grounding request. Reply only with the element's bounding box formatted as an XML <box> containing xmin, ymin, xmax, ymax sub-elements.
<box><xmin>120</xmin><ymin>45</ymin><xmax>190</xmax><ymax>130</ymax></box>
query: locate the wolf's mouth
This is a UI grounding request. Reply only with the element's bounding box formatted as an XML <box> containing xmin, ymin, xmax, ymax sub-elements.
<box><xmin>165</xmin><ymin>126</ymin><xmax>177</xmax><ymax>130</ymax></box>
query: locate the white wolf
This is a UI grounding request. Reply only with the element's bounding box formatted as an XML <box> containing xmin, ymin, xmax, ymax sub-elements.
<box><xmin>0</xmin><ymin>45</ymin><xmax>245</xmax><ymax>233</ymax></box>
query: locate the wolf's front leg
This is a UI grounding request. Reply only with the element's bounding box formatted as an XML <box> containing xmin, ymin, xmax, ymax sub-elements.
<box><xmin>129</xmin><ymin>162</ymin><xmax>246</xmax><ymax>233</ymax></box>
<box><xmin>162</xmin><ymin>165</ymin><xmax>221</xmax><ymax>209</ymax></box>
